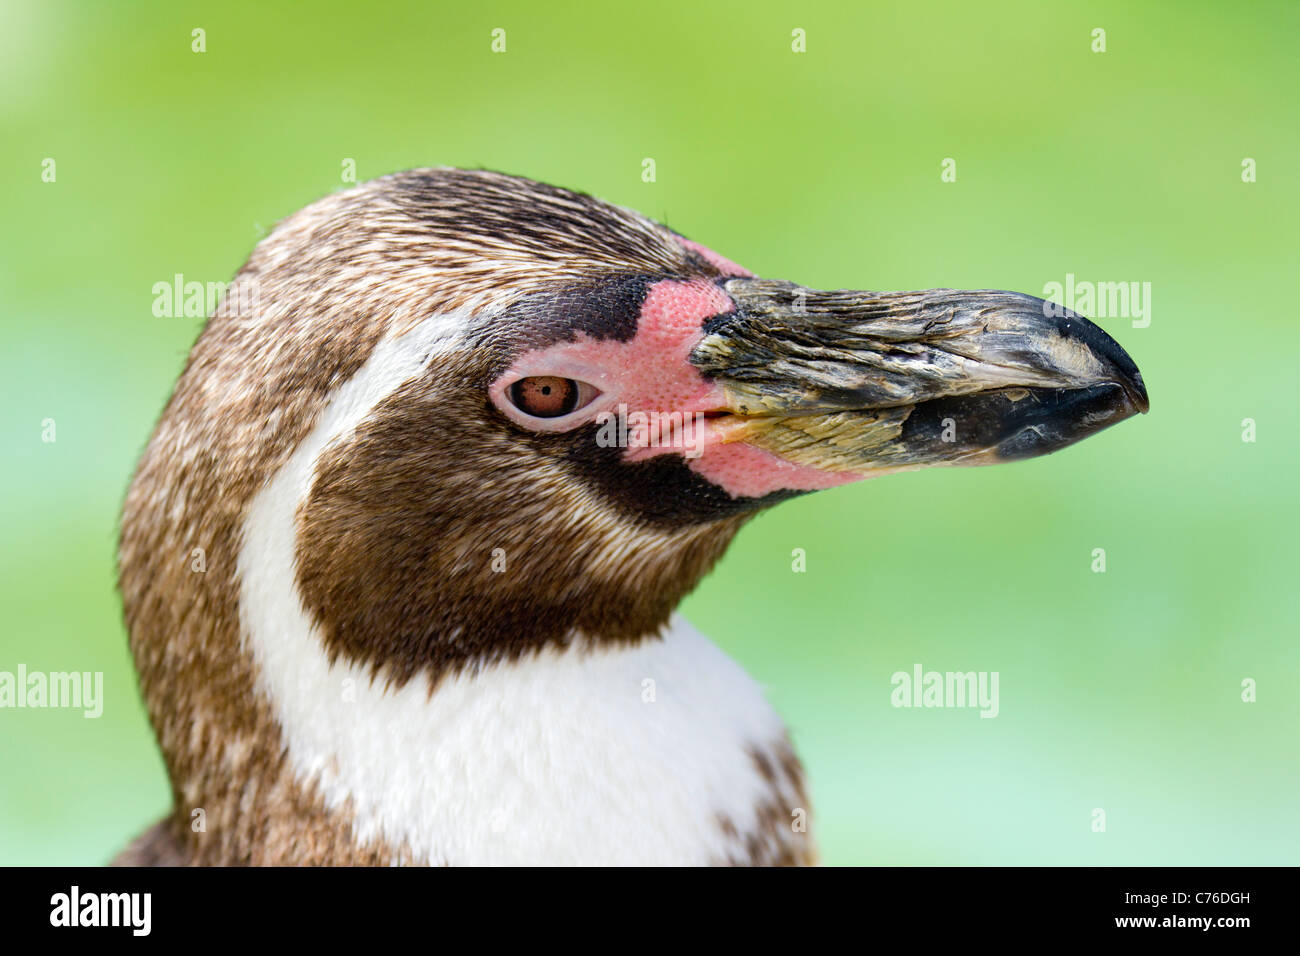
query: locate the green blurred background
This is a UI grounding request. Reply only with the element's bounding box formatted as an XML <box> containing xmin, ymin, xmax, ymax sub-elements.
<box><xmin>2</xmin><ymin>0</ymin><xmax>1297</xmax><ymax>865</ymax></box>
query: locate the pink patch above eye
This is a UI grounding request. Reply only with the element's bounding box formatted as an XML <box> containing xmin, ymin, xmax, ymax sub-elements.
<box><xmin>495</xmin><ymin>278</ymin><xmax>733</xmax><ymax>426</ymax></box>
<box><xmin>601</xmin><ymin>278</ymin><xmax>736</xmax><ymax>415</ymax></box>
<box><xmin>679</xmin><ymin>239</ymin><xmax>754</xmax><ymax>278</ymax></box>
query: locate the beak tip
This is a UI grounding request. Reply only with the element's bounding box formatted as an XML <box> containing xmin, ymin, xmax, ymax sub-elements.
<box><xmin>1124</xmin><ymin>371</ymin><xmax>1150</xmax><ymax>415</ymax></box>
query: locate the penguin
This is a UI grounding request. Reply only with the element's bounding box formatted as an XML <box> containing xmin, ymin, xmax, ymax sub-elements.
<box><xmin>113</xmin><ymin>168</ymin><xmax>1148</xmax><ymax>866</ymax></box>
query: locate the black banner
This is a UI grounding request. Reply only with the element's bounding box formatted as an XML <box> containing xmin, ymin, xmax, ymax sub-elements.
<box><xmin>2</xmin><ymin>866</ymin><xmax>1278</xmax><ymax>942</ymax></box>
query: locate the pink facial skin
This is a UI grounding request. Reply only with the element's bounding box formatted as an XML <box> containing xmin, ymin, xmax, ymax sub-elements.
<box><xmin>490</xmin><ymin>243</ymin><xmax>864</xmax><ymax>499</ymax></box>
<box><xmin>679</xmin><ymin>238</ymin><xmax>754</xmax><ymax>278</ymax></box>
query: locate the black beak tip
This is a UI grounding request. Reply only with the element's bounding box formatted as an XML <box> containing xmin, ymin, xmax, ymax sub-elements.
<box><xmin>1047</xmin><ymin>304</ymin><xmax>1149</xmax><ymax>414</ymax></box>
<box><xmin>990</xmin><ymin>380</ymin><xmax>1145</xmax><ymax>462</ymax></box>
<box><xmin>1125</xmin><ymin>370</ymin><xmax>1150</xmax><ymax>415</ymax></box>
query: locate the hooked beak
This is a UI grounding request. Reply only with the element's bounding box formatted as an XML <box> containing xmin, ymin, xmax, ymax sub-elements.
<box><xmin>691</xmin><ymin>278</ymin><xmax>1148</xmax><ymax>477</ymax></box>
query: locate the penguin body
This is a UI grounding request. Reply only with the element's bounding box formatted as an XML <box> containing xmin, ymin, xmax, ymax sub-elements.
<box><xmin>116</xmin><ymin>169</ymin><xmax>1146</xmax><ymax>865</ymax></box>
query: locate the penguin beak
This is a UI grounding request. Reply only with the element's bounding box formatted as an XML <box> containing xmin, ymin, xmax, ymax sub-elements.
<box><xmin>690</xmin><ymin>279</ymin><xmax>1149</xmax><ymax>476</ymax></box>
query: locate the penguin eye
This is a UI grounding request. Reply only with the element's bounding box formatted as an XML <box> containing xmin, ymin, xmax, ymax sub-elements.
<box><xmin>507</xmin><ymin>376</ymin><xmax>600</xmax><ymax>419</ymax></box>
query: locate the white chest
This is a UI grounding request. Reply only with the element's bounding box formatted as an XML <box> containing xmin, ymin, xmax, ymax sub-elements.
<box><xmin>244</xmin><ymin>608</ymin><xmax>792</xmax><ymax>864</ymax></box>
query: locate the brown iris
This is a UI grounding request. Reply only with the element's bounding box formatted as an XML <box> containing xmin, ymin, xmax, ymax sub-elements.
<box><xmin>508</xmin><ymin>376</ymin><xmax>581</xmax><ymax>418</ymax></box>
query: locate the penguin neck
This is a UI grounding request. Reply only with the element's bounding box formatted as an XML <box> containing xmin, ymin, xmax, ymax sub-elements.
<box><xmin>238</xmin><ymin>600</ymin><xmax>800</xmax><ymax>864</ymax></box>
